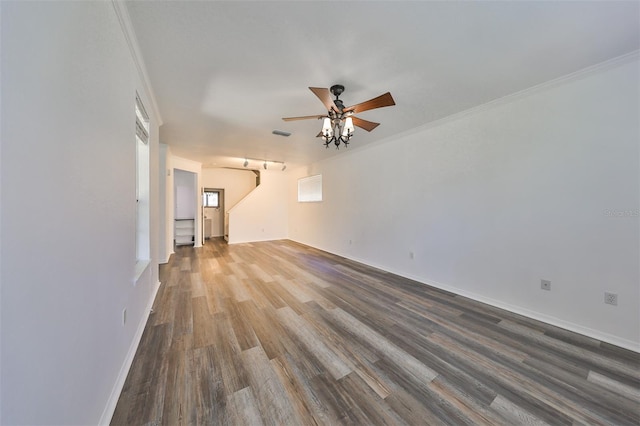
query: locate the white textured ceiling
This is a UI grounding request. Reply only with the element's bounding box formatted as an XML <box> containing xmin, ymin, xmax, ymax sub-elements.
<box><xmin>126</xmin><ymin>1</ymin><xmax>639</xmax><ymax>169</ymax></box>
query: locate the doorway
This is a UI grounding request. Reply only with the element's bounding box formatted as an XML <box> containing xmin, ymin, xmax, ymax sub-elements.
<box><xmin>174</xmin><ymin>169</ymin><xmax>198</xmax><ymax>246</ymax></box>
<box><xmin>203</xmin><ymin>188</ymin><xmax>224</xmax><ymax>242</ymax></box>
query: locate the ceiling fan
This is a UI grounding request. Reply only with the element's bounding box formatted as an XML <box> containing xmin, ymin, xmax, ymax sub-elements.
<box><xmin>282</xmin><ymin>85</ymin><xmax>395</xmax><ymax>149</ymax></box>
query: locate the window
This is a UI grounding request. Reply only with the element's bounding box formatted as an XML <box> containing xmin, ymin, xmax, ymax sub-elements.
<box><xmin>135</xmin><ymin>94</ymin><xmax>150</xmax><ymax>265</ymax></box>
<box><xmin>203</xmin><ymin>190</ymin><xmax>220</xmax><ymax>208</ymax></box>
<box><xmin>298</xmin><ymin>174</ymin><xmax>322</xmax><ymax>202</ymax></box>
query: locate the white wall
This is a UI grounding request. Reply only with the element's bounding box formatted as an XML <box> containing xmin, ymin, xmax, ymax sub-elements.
<box><xmin>201</xmin><ymin>167</ymin><xmax>257</xmax><ymax>212</ymax></box>
<box><xmin>1</xmin><ymin>1</ymin><xmax>161</xmax><ymax>424</ymax></box>
<box><xmin>288</xmin><ymin>55</ymin><xmax>640</xmax><ymax>350</ymax></box>
<box><xmin>202</xmin><ymin>167</ymin><xmax>257</xmax><ymax>239</ymax></box>
<box><xmin>174</xmin><ymin>169</ymin><xmax>197</xmax><ymax>219</ymax></box>
<box><xmin>228</xmin><ymin>170</ymin><xmax>288</xmax><ymax>244</ymax></box>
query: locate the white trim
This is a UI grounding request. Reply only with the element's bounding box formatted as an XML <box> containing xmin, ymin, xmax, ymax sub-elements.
<box><xmin>99</xmin><ymin>280</ymin><xmax>161</xmax><ymax>426</ymax></box>
<box><xmin>111</xmin><ymin>0</ymin><xmax>163</xmax><ymax>125</ymax></box>
<box><xmin>291</xmin><ymin>239</ymin><xmax>640</xmax><ymax>353</ymax></box>
<box><xmin>328</xmin><ymin>50</ymin><xmax>640</xmax><ymax>163</ymax></box>
<box><xmin>133</xmin><ymin>259</ymin><xmax>150</xmax><ymax>283</ymax></box>
<box><xmin>0</xmin><ymin>0</ymin><xmax>3</xmax><ymax>419</ymax></box>
<box><xmin>410</xmin><ymin>50</ymin><xmax>640</xmax><ymax>136</ymax></box>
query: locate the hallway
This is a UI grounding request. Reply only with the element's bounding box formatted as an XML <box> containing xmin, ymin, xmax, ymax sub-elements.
<box><xmin>111</xmin><ymin>239</ymin><xmax>639</xmax><ymax>425</ymax></box>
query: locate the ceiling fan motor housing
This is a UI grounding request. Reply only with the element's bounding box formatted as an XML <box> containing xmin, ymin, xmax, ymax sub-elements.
<box><xmin>330</xmin><ymin>84</ymin><xmax>345</xmax><ymax>97</ymax></box>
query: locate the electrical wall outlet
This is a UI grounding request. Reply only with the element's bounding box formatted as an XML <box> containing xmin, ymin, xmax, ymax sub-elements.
<box><xmin>541</xmin><ymin>279</ymin><xmax>551</xmax><ymax>291</ymax></box>
<box><xmin>604</xmin><ymin>292</ymin><xmax>618</xmax><ymax>306</ymax></box>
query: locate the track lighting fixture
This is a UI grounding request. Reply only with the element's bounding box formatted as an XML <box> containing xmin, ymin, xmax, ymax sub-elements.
<box><xmin>241</xmin><ymin>158</ymin><xmax>287</xmax><ymax>171</ymax></box>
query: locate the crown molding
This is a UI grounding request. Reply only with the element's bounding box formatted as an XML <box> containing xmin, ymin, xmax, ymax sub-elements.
<box><xmin>416</xmin><ymin>50</ymin><xmax>639</xmax><ymax>136</ymax></box>
<box><xmin>112</xmin><ymin>0</ymin><xmax>163</xmax><ymax>126</ymax></box>
<box><xmin>338</xmin><ymin>50</ymin><xmax>640</xmax><ymax>161</ymax></box>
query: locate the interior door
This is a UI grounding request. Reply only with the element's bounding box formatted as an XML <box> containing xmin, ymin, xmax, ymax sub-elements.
<box><xmin>203</xmin><ymin>188</ymin><xmax>224</xmax><ymax>239</ymax></box>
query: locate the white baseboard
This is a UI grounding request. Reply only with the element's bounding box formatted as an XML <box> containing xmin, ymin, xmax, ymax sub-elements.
<box><xmin>99</xmin><ymin>280</ymin><xmax>161</xmax><ymax>425</ymax></box>
<box><xmin>291</xmin><ymin>239</ymin><xmax>640</xmax><ymax>353</ymax></box>
<box><xmin>362</xmin><ymin>258</ymin><xmax>639</xmax><ymax>353</ymax></box>
<box><xmin>412</xmin><ymin>275</ymin><xmax>640</xmax><ymax>352</ymax></box>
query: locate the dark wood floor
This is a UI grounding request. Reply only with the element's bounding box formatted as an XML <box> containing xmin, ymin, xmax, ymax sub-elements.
<box><xmin>111</xmin><ymin>239</ymin><xmax>639</xmax><ymax>425</ymax></box>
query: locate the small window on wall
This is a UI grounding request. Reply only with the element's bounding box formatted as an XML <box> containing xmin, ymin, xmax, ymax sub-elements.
<box><xmin>298</xmin><ymin>174</ymin><xmax>322</xmax><ymax>202</ymax></box>
<box><xmin>203</xmin><ymin>190</ymin><xmax>220</xmax><ymax>208</ymax></box>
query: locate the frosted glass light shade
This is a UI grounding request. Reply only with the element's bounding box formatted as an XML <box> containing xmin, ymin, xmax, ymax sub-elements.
<box><xmin>342</xmin><ymin>117</ymin><xmax>354</xmax><ymax>136</ymax></box>
<box><xmin>322</xmin><ymin>117</ymin><xmax>333</xmax><ymax>139</ymax></box>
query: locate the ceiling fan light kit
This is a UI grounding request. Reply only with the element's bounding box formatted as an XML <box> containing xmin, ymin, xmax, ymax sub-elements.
<box><xmin>283</xmin><ymin>84</ymin><xmax>395</xmax><ymax>149</ymax></box>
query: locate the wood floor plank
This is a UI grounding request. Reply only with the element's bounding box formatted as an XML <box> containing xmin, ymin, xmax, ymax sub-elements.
<box><xmin>191</xmin><ymin>345</ymin><xmax>223</xmax><ymax>425</ymax></box>
<box><xmin>241</xmin><ymin>346</ymin><xmax>303</xmax><ymax>426</ymax></box>
<box><xmin>190</xmin><ymin>272</ymin><xmax>205</xmax><ymax>298</ymax></box>
<box><xmin>249</xmin><ymin>280</ymin><xmax>287</xmax><ymax>310</ymax></box>
<box><xmin>112</xmin><ymin>238</ymin><xmax>640</xmax><ymax>426</ymax></box>
<box><xmin>224</xmin><ymin>274</ymin><xmax>252</xmax><ymax>302</ymax></box>
<box><xmin>172</xmin><ymin>284</ymin><xmax>193</xmax><ymax>339</ymax></box>
<box><xmin>587</xmin><ymin>370</ymin><xmax>640</xmax><ymax>402</ymax></box>
<box><xmin>372</xmin><ymin>357</ymin><xmax>469</xmax><ymax>425</ymax></box>
<box><xmin>111</xmin><ymin>323</ymin><xmax>172</xmax><ymax>425</ymax></box>
<box><xmin>162</xmin><ymin>341</ymin><xmax>195</xmax><ymax>426</ymax></box>
<box><xmin>192</xmin><ymin>296</ymin><xmax>215</xmax><ymax>349</ymax></box>
<box><xmin>429</xmin><ymin>375</ymin><xmax>508</xmax><ymax>425</ymax></box>
<box><xmin>490</xmin><ymin>394</ymin><xmax>549</xmax><ymax>426</ymax></box>
<box><xmin>211</xmin><ymin>312</ymin><xmax>250</xmax><ymax>396</ymax></box>
<box><xmin>428</xmin><ymin>332</ymin><xmax>613</xmax><ymax>425</ymax></box>
<box><xmin>273</xmin><ymin>275</ymin><xmax>315</xmax><ymax>303</ymax></box>
<box><xmin>236</xmin><ymin>301</ymin><xmax>284</xmax><ymax>360</ymax></box>
<box><xmin>225</xmin><ymin>294</ymin><xmax>259</xmax><ymax>351</ymax></box>
<box><xmin>276</xmin><ymin>306</ymin><xmax>353</xmax><ymax>380</ymax></box>
<box><xmin>337</xmin><ymin>372</ymin><xmax>407</xmax><ymax>425</ymax></box>
<box><xmin>269</xmin><ymin>355</ymin><xmax>324</xmax><ymax>424</ymax></box>
<box><xmin>381</xmin><ymin>323</ymin><xmax>498</xmax><ymax>406</ymax></box>
<box><xmin>224</xmin><ymin>387</ymin><xmax>263</xmax><ymax>426</ymax></box>
<box><xmin>326</xmin><ymin>307</ymin><xmax>439</xmax><ymax>384</ymax></box>
<box><xmin>304</xmin><ymin>300</ymin><xmax>381</xmax><ymax>366</ymax></box>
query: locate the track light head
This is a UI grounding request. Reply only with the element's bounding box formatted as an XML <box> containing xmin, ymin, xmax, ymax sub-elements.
<box><xmin>242</xmin><ymin>157</ymin><xmax>286</xmax><ymax>171</ymax></box>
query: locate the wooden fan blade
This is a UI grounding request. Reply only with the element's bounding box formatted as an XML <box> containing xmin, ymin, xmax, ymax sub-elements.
<box><xmin>352</xmin><ymin>116</ymin><xmax>380</xmax><ymax>132</ymax></box>
<box><xmin>309</xmin><ymin>87</ymin><xmax>339</xmax><ymax>112</ymax></box>
<box><xmin>344</xmin><ymin>92</ymin><xmax>395</xmax><ymax>114</ymax></box>
<box><xmin>282</xmin><ymin>115</ymin><xmax>325</xmax><ymax>121</ymax></box>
